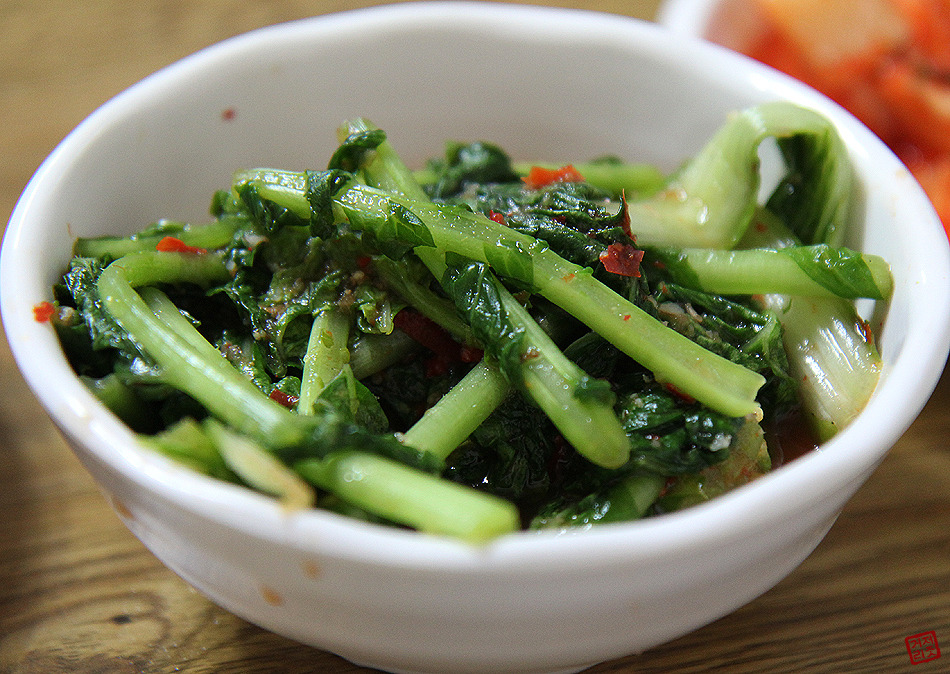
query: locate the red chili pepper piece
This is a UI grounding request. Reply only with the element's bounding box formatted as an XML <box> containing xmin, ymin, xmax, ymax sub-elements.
<box><xmin>33</xmin><ymin>301</ymin><xmax>56</xmax><ymax>323</ymax></box>
<box><xmin>269</xmin><ymin>389</ymin><xmax>298</xmax><ymax>409</ymax></box>
<box><xmin>424</xmin><ymin>354</ymin><xmax>453</xmax><ymax>378</ymax></box>
<box><xmin>599</xmin><ymin>242</ymin><xmax>644</xmax><ymax>277</ymax></box>
<box><xmin>522</xmin><ymin>164</ymin><xmax>585</xmax><ymax>190</ymax></box>
<box><xmin>155</xmin><ymin>236</ymin><xmax>207</xmax><ymax>254</ymax></box>
<box><xmin>488</xmin><ymin>210</ymin><xmax>507</xmax><ymax>225</ymax></box>
<box><xmin>394</xmin><ymin>308</ymin><xmax>473</xmax><ymax>375</ymax></box>
<box><xmin>459</xmin><ymin>344</ymin><xmax>484</xmax><ymax>363</ymax></box>
<box><xmin>394</xmin><ymin>309</ymin><xmax>461</xmax><ymax>358</ymax></box>
<box><xmin>617</xmin><ymin>191</ymin><xmax>632</xmax><ymax>239</ymax></box>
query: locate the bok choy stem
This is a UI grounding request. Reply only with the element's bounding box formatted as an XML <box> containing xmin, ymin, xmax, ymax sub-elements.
<box><xmin>298</xmin><ymin>307</ymin><xmax>351</xmax><ymax>415</ymax></box>
<box><xmin>740</xmin><ymin>209</ymin><xmax>884</xmax><ymax>440</ymax></box>
<box><xmin>400</xmin><ymin>359</ymin><xmax>510</xmax><ymax>461</ymax></box>
<box><xmin>294</xmin><ymin>451</ymin><xmax>521</xmax><ymax>543</ymax></box>
<box><xmin>646</xmin><ymin>245</ymin><xmax>893</xmax><ymax>300</ymax></box>
<box><xmin>626</xmin><ymin>102</ymin><xmax>853</xmax><ymax>250</ymax></box>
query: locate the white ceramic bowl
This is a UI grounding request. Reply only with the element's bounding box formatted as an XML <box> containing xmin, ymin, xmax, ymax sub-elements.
<box><xmin>3</xmin><ymin>3</ymin><xmax>949</xmax><ymax>673</ymax></box>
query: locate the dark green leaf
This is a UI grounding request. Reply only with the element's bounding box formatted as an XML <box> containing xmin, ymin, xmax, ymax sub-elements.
<box><xmin>424</xmin><ymin>141</ymin><xmax>520</xmax><ymax>199</ymax></box>
<box><xmin>780</xmin><ymin>244</ymin><xmax>885</xmax><ymax>299</ymax></box>
<box><xmin>236</xmin><ymin>182</ymin><xmax>308</xmax><ymax>234</ymax></box>
<box><xmin>305</xmin><ymin>169</ymin><xmax>353</xmax><ymax>239</ymax></box>
<box><xmin>327</xmin><ymin>129</ymin><xmax>388</xmax><ymax>172</ymax></box>
<box><xmin>440</xmin><ymin>257</ymin><xmax>527</xmax><ymax>380</ymax></box>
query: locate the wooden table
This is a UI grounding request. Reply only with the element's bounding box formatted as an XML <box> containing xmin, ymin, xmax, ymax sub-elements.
<box><xmin>2</xmin><ymin>1</ymin><xmax>948</xmax><ymax>672</ymax></box>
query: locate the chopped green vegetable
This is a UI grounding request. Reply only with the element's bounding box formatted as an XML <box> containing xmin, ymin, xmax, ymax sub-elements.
<box><xmin>47</xmin><ymin>104</ymin><xmax>889</xmax><ymax>541</ymax></box>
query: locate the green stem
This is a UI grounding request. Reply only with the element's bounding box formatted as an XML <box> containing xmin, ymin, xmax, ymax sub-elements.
<box><xmin>400</xmin><ymin>359</ymin><xmax>510</xmax><ymax>461</ymax></box>
<box><xmin>74</xmin><ymin>216</ymin><xmax>244</xmax><ymax>258</ymax></box>
<box><xmin>647</xmin><ymin>246</ymin><xmax>893</xmax><ymax>300</ymax></box>
<box><xmin>298</xmin><ymin>307</ymin><xmax>351</xmax><ymax>415</ymax></box>
<box><xmin>99</xmin><ymin>252</ymin><xmax>309</xmax><ymax>449</ymax></box>
<box><xmin>379</xmin><ymin>198</ymin><xmax>763</xmax><ymax>418</ymax></box>
<box><xmin>339</xmin><ymin>118</ymin><xmax>430</xmax><ymax>200</ymax></box>
<box><xmin>205</xmin><ymin>419</ymin><xmax>315</xmax><ymax>510</ymax></box>
<box><xmin>295</xmin><ymin>451</ymin><xmax>520</xmax><ymax>543</ymax></box>
<box><xmin>424</xmin><ymin>249</ymin><xmax>632</xmax><ymax>469</ymax></box>
<box><xmin>512</xmin><ymin>160</ymin><xmax>666</xmax><ymax>198</ymax></box>
<box><xmin>601</xmin><ymin>473</ymin><xmax>668</xmax><ymax>523</ymax></box>
<box><xmin>348</xmin><ymin>331</ymin><xmax>419</xmax><ymax>379</ymax></box>
<box><xmin>537</xmin><ymin>256</ymin><xmax>762</xmax><ymax>417</ymax></box>
<box><xmin>491</xmin><ymin>272</ymin><xmax>631</xmax><ymax>468</ymax></box>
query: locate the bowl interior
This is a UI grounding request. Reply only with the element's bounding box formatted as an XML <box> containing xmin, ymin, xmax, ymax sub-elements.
<box><xmin>3</xmin><ymin>1</ymin><xmax>949</xmax><ymax>565</ymax></box>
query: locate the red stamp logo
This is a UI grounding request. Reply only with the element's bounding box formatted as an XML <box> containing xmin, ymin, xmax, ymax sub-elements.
<box><xmin>906</xmin><ymin>631</ymin><xmax>941</xmax><ymax>665</ymax></box>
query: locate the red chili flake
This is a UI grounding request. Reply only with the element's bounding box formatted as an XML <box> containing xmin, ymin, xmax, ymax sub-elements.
<box><xmin>520</xmin><ymin>347</ymin><xmax>541</xmax><ymax>363</ymax></box>
<box><xmin>658</xmin><ymin>476</ymin><xmax>678</xmax><ymax>498</ymax></box>
<box><xmin>459</xmin><ymin>345</ymin><xmax>484</xmax><ymax>363</ymax></box>
<box><xmin>522</xmin><ymin>164</ymin><xmax>585</xmax><ymax>190</ymax></box>
<box><xmin>394</xmin><ymin>308</ymin><xmax>466</xmax><ymax>371</ymax></box>
<box><xmin>618</xmin><ymin>191</ymin><xmax>632</xmax><ymax>239</ymax></box>
<box><xmin>858</xmin><ymin>318</ymin><xmax>874</xmax><ymax>344</ymax></box>
<box><xmin>738</xmin><ymin>464</ymin><xmax>757</xmax><ymax>481</ymax></box>
<box><xmin>488</xmin><ymin>210</ymin><xmax>507</xmax><ymax>225</ymax></box>
<box><xmin>33</xmin><ymin>301</ymin><xmax>56</xmax><ymax>323</ymax></box>
<box><xmin>221</xmin><ymin>107</ymin><xmax>236</xmax><ymax>121</ymax></box>
<box><xmin>562</xmin><ymin>272</ymin><xmax>576</xmax><ymax>282</ymax></box>
<box><xmin>356</xmin><ymin>255</ymin><xmax>372</xmax><ymax>270</ymax></box>
<box><xmin>599</xmin><ymin>242</ymin><xmax>644</xmax><ymax>277</ymax></box>
<box><xmin>662</xmin><ymin>382</ymin><xmax>696</xmax><ymax>404</ymax></box>
<box><xmin>269</xmin><ymin>389</ymin><xmax>298</xmax><ymax>409</ymax></box>
<box><xmin>155</xmin><ymin>236</ymin><xmax>207</xmax><ymax>255</ymax></box>
<box><xmin>623</xmin><ymin>314</ymin><xmax>631</xmax><ymax>321</ymax></box>
<box><xmin>425</xmin><ymin>354</ymin><xmax>452</xmax><ymax>378</ymax></box>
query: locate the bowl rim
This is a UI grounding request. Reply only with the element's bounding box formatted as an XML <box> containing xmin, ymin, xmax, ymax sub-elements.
<box><xmin>3</xmin><ymin>0</ymin><xmax>950</xmax><ymax>570</ymax></box>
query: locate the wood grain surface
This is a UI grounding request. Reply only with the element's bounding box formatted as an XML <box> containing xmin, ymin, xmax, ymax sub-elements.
<box><xmin>2</xmin><ymin>2</ymin><xmax>948</xmax><ymax>672</ymax></box>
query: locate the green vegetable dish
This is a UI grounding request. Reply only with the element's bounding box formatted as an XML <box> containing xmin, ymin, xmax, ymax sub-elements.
<box><xmin>47</xmin><ymin>103</ymin><xmax>891</xmax><ymax>543</ymax></box>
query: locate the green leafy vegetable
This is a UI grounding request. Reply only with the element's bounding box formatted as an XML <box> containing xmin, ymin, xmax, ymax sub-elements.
<box><xmin>47</xmin><ymin>104</ymin><xmax>888</xmax><ymax>541</ymax></box>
